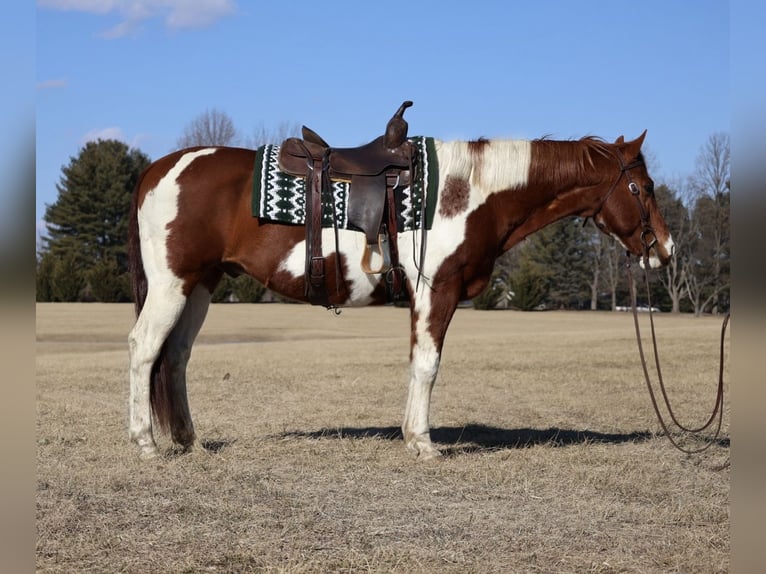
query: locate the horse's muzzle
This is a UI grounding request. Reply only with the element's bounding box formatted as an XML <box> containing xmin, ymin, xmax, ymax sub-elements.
<box><xmin>639</xmin><ymin>235</ymin><xmax>675</xmax><ymax>269</ymax></box>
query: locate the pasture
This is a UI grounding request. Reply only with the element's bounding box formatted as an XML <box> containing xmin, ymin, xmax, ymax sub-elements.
<box><xmin>36</xmin><ymin>303</ymin><xmax>729</xmax><ymax>573</ymax></box>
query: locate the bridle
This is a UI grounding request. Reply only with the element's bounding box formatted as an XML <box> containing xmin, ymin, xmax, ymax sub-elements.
<box><xmin>594</xmin><ymin>152</ymin><xmax>658</xmax><ymax>256</ymax></box>
<box><xmin>600</xmin><ymin>151</ymin><xmax>729</xmax><ymax>458</ymax></box>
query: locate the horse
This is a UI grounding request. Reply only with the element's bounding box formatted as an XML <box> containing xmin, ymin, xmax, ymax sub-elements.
<box><xmin>127</xmin><ymin>128</ymin><xmax>674</xmax><ymax>461</ymax></box>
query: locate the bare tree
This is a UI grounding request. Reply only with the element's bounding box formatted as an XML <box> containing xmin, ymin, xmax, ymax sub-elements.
<box><xmin>601</xmin><ymin>234</ymin><xmax>623</xmax><ymax>310</ymax></box>
<box><xmin>661</xmin><ymin>240</ymin><xmax>687</xmax><ymax>313</ymax></box>
<box><xmin>584</xmin><ymin>224</ymin><xmax>603</xmax><ymax>310</ymax></box>
<box><xmin>654</xmin><ymin>180</ymin><xmax>691</xmax><ymax>313</ymax></box>
<box><xmin>245</xmin><ymin>120</ymin><xmax>301</xmax><ymax>148</ymax></box>
<box><xmin>176</xmin><ymin>108</ymin><xmax>239</xmax><ymax>148</ymax></box>
<box><xmin>683</xmin><ymin>132</ymin><xmax>730</xmax><ymax>315</ymax></box>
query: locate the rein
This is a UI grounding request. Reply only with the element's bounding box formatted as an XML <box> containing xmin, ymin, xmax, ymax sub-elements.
<box><xmin>622</xmin><ymin>176</ymin><xmax>729</xmax><ymax>455</ymax></box>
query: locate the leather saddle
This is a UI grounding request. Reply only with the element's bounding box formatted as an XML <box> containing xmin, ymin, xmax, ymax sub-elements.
<box><xmin>277</xmin><ymin>101</ymin><xmax>415</xmax><ymax>306</ymax></box>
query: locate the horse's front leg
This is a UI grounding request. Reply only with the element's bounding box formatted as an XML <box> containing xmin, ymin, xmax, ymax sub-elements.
<box><xmin>403</xmin><ymin>337</ymin><xmax>442</xmax><ymax>460</ymax></box>
<box><xmin>402</xmin><ymin>287</ymin><xmax>459</xmax><ymax>461</ymax></box>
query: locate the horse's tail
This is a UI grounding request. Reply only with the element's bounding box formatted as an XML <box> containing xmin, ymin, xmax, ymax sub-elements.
<box><xmin>128</xmin><ymin>170</ymin><xmax>174</xmax><ymax>433</ymax></box>
<box><xmin>128</xmin><ymin>172</ymin><xmax>147</xmax><ymax>317</ymax></box>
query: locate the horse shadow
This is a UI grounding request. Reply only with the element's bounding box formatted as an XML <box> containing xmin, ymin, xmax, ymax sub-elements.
<box><xmin>193</xmin><ymin>424</ymin><xmax>727</xmax><ymax>458</ymax></box>
<box><xmin>277</xmin><ymin>424</ymin><xmax>665</xmax><ymax>457</ymax></box>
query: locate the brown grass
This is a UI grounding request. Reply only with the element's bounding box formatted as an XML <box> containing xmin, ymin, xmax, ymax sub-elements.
<box><xmin>36</xmin><ymin>303</ymin><xmax>729</xmax><ymax>573</ymax></box>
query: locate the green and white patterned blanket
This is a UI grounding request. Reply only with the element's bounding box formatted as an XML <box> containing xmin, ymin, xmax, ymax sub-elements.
<box><xmin>252</xmin><ymin>136</ymin><xmax>438</xmax><ymax>231</ymax></box>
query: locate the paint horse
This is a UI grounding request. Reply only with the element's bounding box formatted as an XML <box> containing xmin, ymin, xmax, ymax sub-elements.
<box><xmin>127</xmin><ymin>109</ymin><xmax>674</xmax><ymax>461</ymax></box>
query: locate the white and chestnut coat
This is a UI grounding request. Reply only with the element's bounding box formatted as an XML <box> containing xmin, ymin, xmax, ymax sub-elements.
<box><xmin>128</xmin><ymin>134</ymin><xmax>674</xmax><ymax>460</ymax></box>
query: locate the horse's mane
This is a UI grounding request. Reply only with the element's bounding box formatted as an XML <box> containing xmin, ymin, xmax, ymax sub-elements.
<box><xmin>529</xmin><ymin>135</ymin><xmax>614</xmax><ymax>189</ymax></box>
<box><xmin>448</xmin><ymin>135</ymin><xmax>617</xmax><ymax>194</ymax></box>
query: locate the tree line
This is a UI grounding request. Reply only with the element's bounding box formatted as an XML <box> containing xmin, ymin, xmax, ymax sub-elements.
<box><xmin>36</xmin><ymin>111</ymin><xmax>729</xmax><ymax>315</ymax></box>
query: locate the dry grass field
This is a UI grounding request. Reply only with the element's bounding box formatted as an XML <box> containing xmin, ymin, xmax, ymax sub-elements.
<box><xmin>36</xmin><ymin>303</ymin><xmax>729</xmax><ymax>573</ymax></box>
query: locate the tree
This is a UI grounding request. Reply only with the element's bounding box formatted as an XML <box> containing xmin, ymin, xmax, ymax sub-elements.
<box><xmin>532</xmin><ymin>218</ymin><xmax>593</xmax><ymax>309</ymax></box>
<box><xmin>683</xmin><ymin>133</ymin><xmax>730</xmax><ymax>315</ymax></box>
<box><xmin>176</xmin><ymin>108</ymin><xmax>239</xmax><ymax>148</ymax></box>
<box><xmin>486</xmin><ymin>218</ymin><xmax>600</xmax><ymax>311</ymax></box>
<box><xmin>39</xmin><ymin>139</ymin><xmax>151</xmax><ymax>301</ymax></box>
<box><xmin>36</xmin><ymin>252</ymin><xmax>56</xmax><ymax>302</ymax></box>
<box><xmin>472</xmin><ymin>246</ymin><xmax>516</xmax><ymax>309</ymax></box>
<box><xmin>87</xmin><ymin>257</ymin><xmax>131</xmax><ymax>302</ymax></box>
<box><xmin>507</xmin><ymin>256</ymin><xmax>548</xmax><ymax>310</ymax></box>
<box><xmin>246</xmin><ymin>120</ymin><xmax>301</xmax><ymax>148</ymax></box>
<box><xmin>212</xmin><ymin>274</ymin><xmax>267</xmax><ymax>303</ymax></box>
<box><xmin>50</xmin><ymin>251</ymin><xmax>85</xmax><ymax>302</ymax></box>
<box><xmin>654</xmin><ymin>182</ymin><xmax>690</xmax><ymax>313</ymax></box>
<box><xmin>582</xmin><ymin>223</ymin><xmax>604</xmax><ymax>310</ymax></box>
<box><xmin>472</xmin><ymin>273</ymin><xmax>508</xmax><ymax>310</ymax></box>
<box><xmin>599</xmin><ymin>233</ymin><xmax>624</xmax><ymax>311</ymax></box>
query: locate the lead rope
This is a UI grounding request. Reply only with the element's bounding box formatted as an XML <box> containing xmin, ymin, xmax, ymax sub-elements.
<box><xmin>626</xmin><ymin>255</ymin><xmax>729</xmax><ymax>456</ymax></box>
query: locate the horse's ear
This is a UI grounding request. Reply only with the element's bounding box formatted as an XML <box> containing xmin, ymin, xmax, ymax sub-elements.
<box><xmin>623</xmin><ymin>129</ymin><xmax>648</xmax><ymax>159</ymax></box>
<box><xmin>615</xmin><ymin>135</ymin><xmax>625</xmax><ymax>146</ymax></box>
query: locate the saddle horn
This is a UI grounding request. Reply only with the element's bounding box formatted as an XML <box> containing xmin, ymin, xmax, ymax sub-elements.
<box><xmin>385</xmin><ymin>100</ymin><xmax>413</xmax><ymax>149</ymax></box>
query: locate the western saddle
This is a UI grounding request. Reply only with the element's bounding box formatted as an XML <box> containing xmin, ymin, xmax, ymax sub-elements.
<box><xmin>278</xmin><ymin>101</ymin><xmax>416</xmax><ymax>307</ymax></box>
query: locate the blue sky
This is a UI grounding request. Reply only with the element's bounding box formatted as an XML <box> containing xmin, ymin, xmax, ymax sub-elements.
<box><xmin>34</xmin><ymin>1</ymin><xmax>733</xmax><ymax>244</ymax></box>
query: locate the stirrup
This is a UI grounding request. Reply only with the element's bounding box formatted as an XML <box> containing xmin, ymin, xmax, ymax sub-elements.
<box><xmin>360</xmin><ymin>234</ymin><xmax>392</xmax><ymax>274</ymax></box>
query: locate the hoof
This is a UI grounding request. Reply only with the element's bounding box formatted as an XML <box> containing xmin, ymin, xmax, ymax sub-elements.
<box><xmin>138</xmin><ymin>446</ymin><xmax>161</xmax><ymax>460</ymax></box>
<box><xmin>187</xmin><ymin>438</ymin><xmax>210</xmax><ymax>455</ymax></box>
<box><xmin>171</xmin><ymin>429</ymin><xmax>197</xmax><ymax>450</ymax></box>
<box><xmin>404</xmin><ymin>433</ymin><xmax>443</xmax><ymax>461</ymax></box>
<box><xmin>417</xmin><ymin>446</ymin><xmax>444</xmax><ymax>462</ymax></box>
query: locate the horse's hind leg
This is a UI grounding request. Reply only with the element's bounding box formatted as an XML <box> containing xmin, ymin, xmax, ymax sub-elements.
<box><xmin>128</xmin><ymin>283</ymin><xmax>187</xmax><ymax>459</ymax></box>
<box><xmin>164</xmin><ymin>283</ymin><xmax>212</xmax><ymax>450</ymax></box>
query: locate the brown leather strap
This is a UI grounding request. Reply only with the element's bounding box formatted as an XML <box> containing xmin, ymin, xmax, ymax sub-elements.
<box><xmin>385</xmin><ymin>177</ymin><xmax>406</xmax><ymax>302</ymax></box>
<box><xmin>305</xmin><ymin>157</ymin><xmax>329</xmax><ymax>306</ymax></box>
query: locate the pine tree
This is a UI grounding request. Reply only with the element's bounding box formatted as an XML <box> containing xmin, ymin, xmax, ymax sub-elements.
<box><xmin>508</xmin><ymin>257</ymin><xmax>548</xmax><ymax>311</ymax></box>
<box><xmin>50</xmin><ymin>251</ymin><xmax>85</xmax><ymax>302</ymax></box>
<box><xmin>87</xmin><ymin>257</ymin><xmax>131</xmax><ymax>302</ymax></box>
<box><xmin>40</xmin><ymin>139</ymin><xmax>151</xmax><ymax>300</ymax></box>
<box><xmin>36</xmin><ymin>252</ymin><xmax>56</xmax><ymax>302</ymax></box>
<box><xmin>523</xmin><ymin>218</ymin><xmax>592</xmax><ymax>309</ymax></box>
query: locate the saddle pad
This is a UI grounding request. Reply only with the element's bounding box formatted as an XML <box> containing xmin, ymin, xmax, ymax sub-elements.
<box><xmin>252</xmin><ymin>136</ymin><xmax>438</xmax><ymax>231</ymax></box>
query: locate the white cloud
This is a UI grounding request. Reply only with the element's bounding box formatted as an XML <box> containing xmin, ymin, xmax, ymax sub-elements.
<box><xmin>165</xmin><ymin>0</ymin><xmax>236</xmax><ymax>29</ymax></box>
<box><xmin>100</xmin><ymin>20</ymin><xmax>140</xmax><ymax>39</ymax></box>
<box><xmin>81</xmin><ymin>126</ymin><xmax>126</xmax><ymax>144</ymax></box>
<box><xmin>80</xmin><ymin>128</ymin><xmax>152</xmax><ymax>151</ymax></box>
<box><xmin>38</xmin><ymin>0</ymin><xmax>237</xmax><ymax>38</ymax></box>
<box><xmin>36</xmin><ymin>78</ymin><xmax>68</xmax><ymax>90</ymax></box>
<box><xmin>38</xmin><ymin>1</ymin><xmax>120</xmax><ymax>13</ymax></box>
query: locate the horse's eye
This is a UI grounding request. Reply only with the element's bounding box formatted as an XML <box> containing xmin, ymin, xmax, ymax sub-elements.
<box><xmin>645</xmin><ymin>182</ymin><xmax>654</xmax><ymax>196</ymax></box>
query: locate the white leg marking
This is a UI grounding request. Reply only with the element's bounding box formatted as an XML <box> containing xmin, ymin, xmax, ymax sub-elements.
<box><xmin>129</xmin><ymin>148</ymin><xmax>216</xmax><ymax>458</ymax></box>
<box><xmin>128</xmin><ymin>286</ymin><xmax>187</xmax><ymax>458</ymax></box>
<box><xmin>402</xmin><ymin>289</ymin><xmax>443</xmax><ymax>461</ymax></box>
